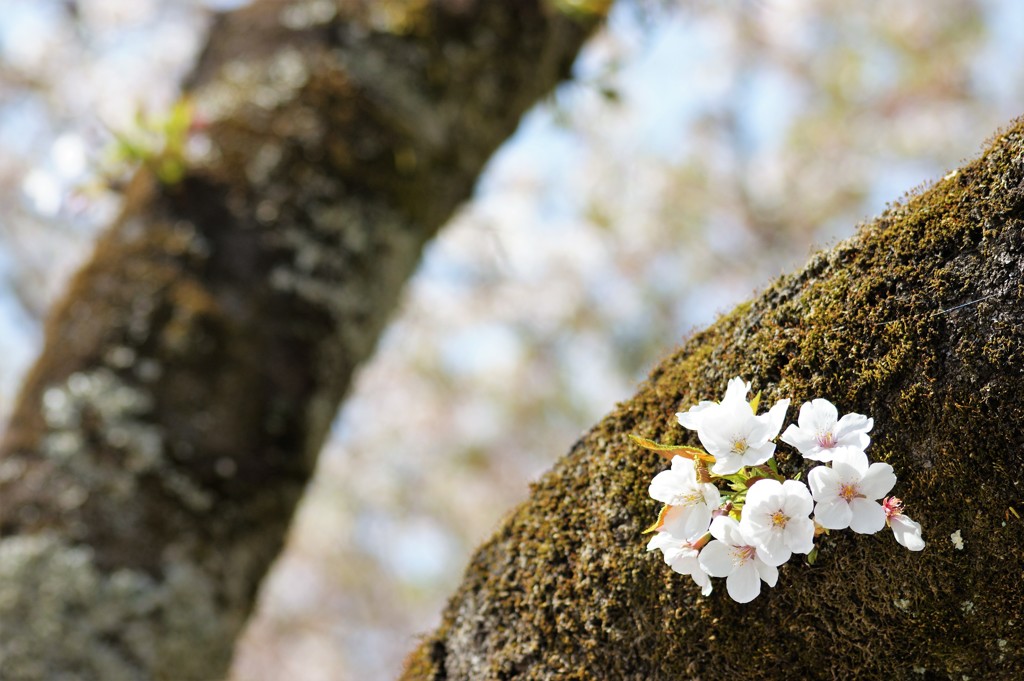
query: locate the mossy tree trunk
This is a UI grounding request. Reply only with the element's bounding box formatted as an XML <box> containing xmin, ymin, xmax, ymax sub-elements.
<box><xmin>0</xmin><ymin>1</ymin><xmax>597</xmax><ymax>679</ymax></box>
<box><xmin>403</xmin><ymin>119</ymin><xmax>1024</xmax><ymax>680</ymax></box>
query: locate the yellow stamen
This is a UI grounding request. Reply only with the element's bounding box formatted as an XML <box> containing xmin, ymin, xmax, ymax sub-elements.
<box><xmin>839</xmin><ymin>483</ymin><xmax>863</xmax><ymax>501</ymax></box>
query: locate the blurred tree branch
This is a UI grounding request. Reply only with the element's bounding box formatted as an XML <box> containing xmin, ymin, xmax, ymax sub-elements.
<box><xmin>0</xmin><ymin>1</ymin><xmax>599</xmax><ymax>678</ymax></box>
<box><xmin>403</xmin><ymin>118</ymin><xmax>1024</xmax><ymax>679</ymax></box>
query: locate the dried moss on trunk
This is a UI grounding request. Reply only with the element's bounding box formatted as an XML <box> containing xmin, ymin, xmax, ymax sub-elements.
<box><xmin>0</xmin><ymin>2</ymin><xmax>598</xmax><ymax>679</ymax></box>
<box><xmin>405</xmin><ymin>118</ymin><xmax>1024</xmax><ymax>680</ymax></box>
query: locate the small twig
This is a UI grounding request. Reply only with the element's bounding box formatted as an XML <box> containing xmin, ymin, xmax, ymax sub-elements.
<box><xmin>936</xmin><ymin>291</ymin><xmax>1002</xmax><ymax>315</ymax></box>
<box><xmin>874</xmin><ymin>291</ymin><xmax>1002</xmax><ymax>326</ymax></box>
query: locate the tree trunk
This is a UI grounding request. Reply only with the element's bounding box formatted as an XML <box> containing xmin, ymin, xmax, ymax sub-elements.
<box><xmin>0</xmin><ymin>2</ymin><xmax>597</xmax><ymax>679</ymax></box>
<box><xmin>403</xmin><ymin>119</ymin><xmax>1024</xmax><ymax>680</ymax></box>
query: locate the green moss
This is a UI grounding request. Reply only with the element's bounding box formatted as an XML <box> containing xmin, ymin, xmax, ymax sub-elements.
<box><xmin>405</xmin><ymin>118</ymin><xmax>1024</xmax><ymax>679</ymax></box>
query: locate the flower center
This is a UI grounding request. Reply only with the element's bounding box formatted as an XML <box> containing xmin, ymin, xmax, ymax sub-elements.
<box><xmin>730</xmin><ymin>438</ymin><xmax>748</xmax><ymax>455</ymax></box>
<box><xmin>838</xmin><ymin>482</ymin><xmax>863</xmax><ymax>502</ymax></box>
<box><xmin>882</xmin><ymin>496</ymin><xmax>904</xmax><ymax>518</ymax></box>
<box><xmin>670</xmin><ymin>490</ymin><xmax>704</xmax><ymax>507</ymax></box>
<box><xmin>770</xmin><ymin>510</ymin><xmax>789</xmax><ymax>528</ymax></box>
<box><xmin>816</xmin><ymin>431</ymin><xmax>837</xmax><ymax>449</ymax></box>
<box><xmin>731</xmin><ymin>545</ymin><xmax>756</xmax><ymax>567</ymax></box>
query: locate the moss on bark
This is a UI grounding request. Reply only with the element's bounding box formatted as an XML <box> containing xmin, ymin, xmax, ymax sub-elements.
<box><xmin>405</xmin><ymin>118</ymin><xmax>1024</xmax><ymax>680</ymax></box>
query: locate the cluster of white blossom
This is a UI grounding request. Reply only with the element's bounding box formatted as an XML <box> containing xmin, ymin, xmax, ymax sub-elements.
<box><xmin>642</xmin><ymin>378</ymin><xmax>924</xmax><ymax>603</ymax></box>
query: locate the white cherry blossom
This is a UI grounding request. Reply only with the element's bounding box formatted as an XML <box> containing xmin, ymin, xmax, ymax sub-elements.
<box><xmin>676</xmin><ymin>377</ymin><xmax>789</xmax><ymax>476</ymax></box>
<box><xmin>696</xmin><ymin>397</ymin><xmax>790</xmax><ymax>476</ymax></box>
<box><xmin>780</xmin><ymin>398</ymin><xmax>873</xmax><ymax>462</ymax></box>
<box><xmin>698</xmin><ymin>516</ymin><xmax>778</xmax><ymax>603</ymax></box>
<box><xmin>648</xmin><ymin>455</ymin><xmax>721</xmax><ymax>540</ymax></box>
<box><xmin>738</xmin><ymin>479</ymin><xmax>815</xmax><ymax>566</ymax></box>
<box><xmin>647</xmin><ymin>532</ymin><xmax>713</xmax><ymax>595</ymax></box>
<box><xmin>882</xmin><ymin>497</ymin><xmax>925</xmax><ymax>551</ymax></box>
<box><xmin>808</xmin><ymin>449</ymin><xmax>896</xmax><ymax>533</ymax></box>
<box><xmin>676</xmin><ymin>377</ymin><xmax>750</xmax><ymax>430</ymax></box>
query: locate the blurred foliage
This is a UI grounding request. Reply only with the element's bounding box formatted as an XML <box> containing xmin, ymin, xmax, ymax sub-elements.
<box><xmin>99</xmin><ymin>98</ymin><xmax>196</xmax><ymax>186</ymax></box>
<box><xmin>554</xmin><ymin>0</ymin><xmax>615</xmax><ymax>20</ymax></box>
<box><xmin>2</xmin><ymin>0</ymin><xmax>1024</xmax><ymax>679</ymax></box>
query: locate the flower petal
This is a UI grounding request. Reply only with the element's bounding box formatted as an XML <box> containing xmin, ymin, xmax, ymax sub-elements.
<box><xmin>726</xmin><ymin>562</ymin><xmax>761</xmax><ymax>603</ymax></box>
<box><xmin>649</xmin><ymin>533</ymin><xmax>690</xmax><ymax>565</ymax></box>
<box><xmin>681</xmin><ymin>504</ymin><xmax>713</xmax><ymax>540</ymax></box>
<box><xmin>763</xmin><ymin>398</ymin><xmax>790</xmax><ymax>437</ymax></box>
<box><xmin>781</xmin><ymin>480</ymin><xmax>814</xmax><ymax>517</ymax></box>
<box><xmin>647</xmin><ymin>532</ymin><xmax>673</xmax><ymax>553</ymax></box>
<box><xmin>783</xmin><ymin>516</ymin><xmax>816</xmax><ymax>554</ymax></box>
<box><xmin>660</xmin><ymin>506</ymin><xmax>694</xmax><ymax>539</ymax></box>
<box><xmin>807</xmin><ymin>465</ymin><xmax>838</xmax><ymax>501</ymax></box>
<box><xmin>745</xmin><ymin>478</ymin><xmax>781</xmax><ymax>503</ymax></box>
<box><xmin>848</xmin><ymin>498</ymin><xmax>886</xmax><ymax>534</ymax></box>
<box><xmin>745</xmin><ymin>413</ymin><xmax>774</xmax><ymax>444</ymax></box>
<box><xmin>814</xmin><ymin>497</ymin><xmax>853</xmax><ymax>530</ymax></box>
<box><xmin>667</xmin><ymin>548</ymin><xmax>701</xmax><ymax>575</ymax></box>
<box><xmin>710</xmin><ymin>452</ymin><xmax>743</xmax><ymax>476</ymax></box>
<box><xmin>755</xmin><ymin>535</ymin><xmax>791</xmax><ymax>567</ymax></box>
<box><xmin>697</xmin><ymin>541</ymin><xmax>733</xmax><ymax>577</ymax></box>
<box><xmin>723</xmin><ymin>377</ymin><xmax>751</xmax><ymax>405</ymax></box>
<box><xmin>891</xmin><ymin>515</ymin><xmax>925</xmax><ymax>551</ymax></box>
<box><xmin>804</xmin><ymin>399</ymin><xmax>838</xmax><ymax>431</ymax></box>
<box><xmin>834</xmin><ymin>412</ymin><xmax>872</xmax><ymax>443</ymax></box>
<box><xmin>742</xmin><ymin>440</ymin><xmax>776</xmax><ymax>467</ymax></box>
<box><xmin>695</xmin><ymin>571</ymin><xmax>713</xmax><ymax>596</ymax></box>
<box><xmin>780</xmin><ymin>424</ymin><xmax>819</xmax><ymax>457</ymax></box>
<box><xmin>701</xmin><ymin>484</ymin><xmax>722</xmax><ymax>509</ymax></box>
<box><xmin>697</xmin><ymin>422</ymin><xmax>733</xmax><ymax>458</ymax></box>
<box><xmin>710</xmin><ymin>516</ymin><xmax>744</xmax><ymax>546</ymax></box>
<box><xmin>676</xmin><ymin>401</ymin><xmax>715</xmax><ymax>430</ymax></box>
<box><xmin>648</xmin><ymin>469</ymin><xmax>685</xmax><ymax>504</ymax></box>
<box><xmin>670</xmin><ymin>455</ymin><xmax>698</xmax><ymax>476</ymax></box>
<box><xmin>803</xmin><ymin>448</ymin><xmax>834</xmax><ymax>463</ymax></box>
<box><xmin>860</xmin><ymin>462</ymin><xmax>897</xmax><ymax>500</ymax></box>
<box><xmin>756</xmin><ymin>560</ymin><xmax>779</xmax><ymax>588</ymax></box>
<box><xmin>831</xmin><ymin>448</ymin><xmax>869</xmax><ymax>476</ymax></box>
<box><xmin>672</xmin><ymin>552</ymin><xmax>714</xmax><ymax>595</ymax></box>
<box><xmin>841</xmin><ymin>432</ymin><xmax>870</xmax><ymax>451</ymax></box>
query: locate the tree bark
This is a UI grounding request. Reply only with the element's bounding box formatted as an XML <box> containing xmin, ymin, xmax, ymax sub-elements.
<box><xmin>0</xmin><ymin>2</ymin><xmax>597</xmax><ymax>679</ymax></box>
<box><xmin>403</xmin><ymin>119</ymin><xmax>1024</xmax><ymax>680</ymax></box>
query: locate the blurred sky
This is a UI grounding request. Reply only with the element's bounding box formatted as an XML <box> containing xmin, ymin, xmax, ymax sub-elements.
<box><xmin>3</xmin><ymin>0</ymin><xmax>1024</xmax><ymax>679</ymax></box>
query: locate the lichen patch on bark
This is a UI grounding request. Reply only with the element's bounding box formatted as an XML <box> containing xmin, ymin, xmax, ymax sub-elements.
<box><xmin>0</xmin><ymin>534</ymin><xmax>234</xmax><ymax>681</ymax></box>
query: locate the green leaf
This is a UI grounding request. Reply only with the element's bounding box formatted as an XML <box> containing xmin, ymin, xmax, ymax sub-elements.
<box><xmin>807</xmin><ymin>547</ymin><xmax>819</xmax><ymax>565</ymax></box>
<box><xmin>628</xmin><ymin>435</ymin><xmax>715</xmax><ymax>462</ymax></box>
<box><xmin>166</xmin><ymin>98</ymin><xmax>193</xmax><ymax>137</ymax></box>
<box><xmin>113</xmin><ymin>136</ymin><xmax>149</xmax><ymax>163</ymax></box>
<box><xmin>156</xmin><ymin>158</ymin><xmax>185</xmax><ymax>185</ymax></box>
<box><xmin>749</xmin><ymin>391</ymin><xmax>762</xmax><ymax>414</ymax></box>
<box><xmin>161</xmin><ymin>98</ymin><xmax>194</xmax><ymax>157</ymax></box>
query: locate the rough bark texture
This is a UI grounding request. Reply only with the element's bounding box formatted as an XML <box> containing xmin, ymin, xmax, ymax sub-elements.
<box><xmin>0</xmin><ymin>2</ymin><xmax>597</xmax><ymax>679</ymax></box>
<box><xmin>404</xmin><ymin>119</ymin><xmax>1024</xmax><ymax>680</ymax></box>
